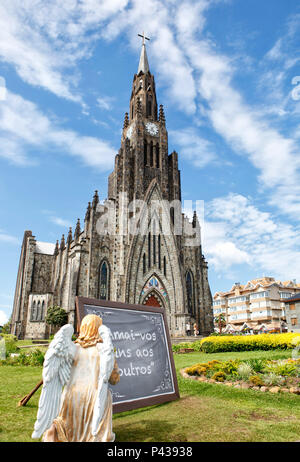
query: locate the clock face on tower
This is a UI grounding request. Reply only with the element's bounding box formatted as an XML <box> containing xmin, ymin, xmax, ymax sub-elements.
<box><xmin>145</xmin><ymin>122</ymin><xmax>159</xmax><ymax>137</ymax></box>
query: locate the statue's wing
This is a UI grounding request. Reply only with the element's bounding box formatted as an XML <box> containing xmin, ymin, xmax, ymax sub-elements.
<box><xmin>32</xmin><ymin>324</ymin><xmax>77</xmax><ymax>439</ymax></box>
<box><xmin>91</xmin><ymin>325</ymin><xmax>115</xmax><ymax>436</ymax></box>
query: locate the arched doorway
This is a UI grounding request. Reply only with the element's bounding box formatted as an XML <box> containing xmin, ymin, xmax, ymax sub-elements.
<box><xmin>140</xmin><ymin>275</ymin><xmax>171</xmax><ymax>329</ymax></box>
<box><xmin>143</xmin><ymin>292</ymin><xmax>163</xmax><ymax>308</ymax></box>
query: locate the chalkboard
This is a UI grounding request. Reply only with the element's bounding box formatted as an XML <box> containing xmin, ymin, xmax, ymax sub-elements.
<box><xmin>76</xmin><ymin>297</ymin><xmax>180</xmax><ymax>413</ymax></box>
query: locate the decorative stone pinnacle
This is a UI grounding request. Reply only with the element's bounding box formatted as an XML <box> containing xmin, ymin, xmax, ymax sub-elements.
<box><xmin>85</xmin><ymin>202</ymin><xmax>91</xmax><ymax>222</ymax></box>
<box><xmin>54</xmin><ymin>240</ymin><xmax>59</xmax><ymax>256</ymax></box>
<box><xmin>67</xmin><ymin>227</ymin><xmax>73</xmax><ymax>245</ymax></box>
<box><xmin>74</xmin><ymin>219</ymin><xmax>81</xmax><ymax>240</ymax></box>
<box><xmin>92</xmin><ymin>190</ymin><xmax>99</xmax><ymax>209</ymax></box>
<box><xmin>123</xmin><ymin>112</ymin><xmax>129</xmax><ymax>129</ymax></box>
<box><xmin>192</xmin><ymin>211</ymin><xmax>198</xmax><ymax>228</ymax></box>
<box><xmin>159</xmin><ymin>104</ymin><xmax>165</xmax><ymax>124</ymax></box>
<box><xmin>60</xmin><ymin>234</ymin><xmax>65</xmax><ymax>250</ymax></box>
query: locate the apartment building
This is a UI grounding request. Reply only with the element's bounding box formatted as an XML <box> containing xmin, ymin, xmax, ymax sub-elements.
<box><xmin>213</xmin><ymin>277</ymin><xmax>300</xmax><ymax>332</ymax></box>
<box><xmin>285</xmin><ymin>293</ymin><xmax>300</xmax><ymax>333</ymax></box>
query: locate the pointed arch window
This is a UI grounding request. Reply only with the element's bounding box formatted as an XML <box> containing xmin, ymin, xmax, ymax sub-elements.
<box><xmin>158</xmin><ymin>235</ymin><xmax>161</xmax><ymax>270</ymax></box>
<box><xmin>148</xmin><ymin>233</ymin><xmax>151</xmax><ymax>268</ymax></box>
<box><xmin>170</xmin><ymin>207</ymin><xmax>175</xmax><ymax>225</ymax></box>
<box><xmin>36</xmin><ymin>301</ymin><xmax>41</xmax><ymax>321</ymax></box>
<box><xmin>153</xmin><ymin>222</ymin><xmax>156</xmax><ymax>265</ymax></box>
<box><xmin>186</xmin><ymin>271</ymin><xmax>194</xmax><ymax>315</ymax></box>
<box><xmin>41</xmin><ymin>301</ymin><xmax>45</xmax><ymax>321</ymax></box>
<box><xmin>99</xmin><ymin>261</ymin><xmax>109</xmax><ymax>300</ymax></box>
<box><xmin>163</xmin><ymin>256</ymin><xmax>167</xmax><ymax>277</ymax></box>
<box><xmin>156</xmin><ymin>144</ymin><xmax>160</xmax><ymax>168</ymax></box>
<box><xmin>144</xmin><ymin>140</ymin><xmax>148</xmax><ymax>166</ymax></box>
<box><xmin>31</xmin><ymin>301</ymin><xmax>36</xmax><ymax>321</ymax></box>
<box><xmin>150</xmin><ymin>141</ymin><xmax>153</xmax><ymax>167</ymax></box>
<box><xmin>147</xmin><ymin>97</ymin><xmax>152</xmax><ymax>117</ymax></box>
<box><xmin>143</xmin><ymin>253</ymin><xmax>146</xmax><ymax>274</ymax></box>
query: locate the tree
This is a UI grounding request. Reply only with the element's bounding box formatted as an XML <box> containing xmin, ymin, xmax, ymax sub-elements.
<box><xmin>1</xmin><ymin>317</ymin><xmax>12</xmax><ymax>334</ymax></box>
<box><xmin>45</xmin><ymin>306</ymin><xmax>68</xmax><ymax>335</ymax></box>
<box><xmin>214</xmin><ymin>313</ymin><xmax>226</xmax><ymax>334</ymax></box>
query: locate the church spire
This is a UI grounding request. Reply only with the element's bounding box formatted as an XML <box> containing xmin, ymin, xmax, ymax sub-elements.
<box><xmin>137</xmin><ymin>35</ymin><xmax>150</xmax><ymax>74</ymax></box>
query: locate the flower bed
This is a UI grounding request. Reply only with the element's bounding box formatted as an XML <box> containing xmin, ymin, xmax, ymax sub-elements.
<box><xmin>173</xmin><ymin>333</ymin><xmax>300</xmax><ymax>353</ymax></box>
<box><xmin>181</xmin><ymin>358</ymin><xmax>300</xmax><ymax>394</ymax></box>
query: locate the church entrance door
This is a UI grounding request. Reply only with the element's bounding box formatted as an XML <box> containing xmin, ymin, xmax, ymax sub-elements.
<box><xmin>144</xmin><ymin>294</ymin><xmax>162</xmax><ymax>308</ymax></box>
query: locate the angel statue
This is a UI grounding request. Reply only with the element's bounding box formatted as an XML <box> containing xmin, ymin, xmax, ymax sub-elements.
<box><xmin>31</xmin><ymin>314</ymin><xmax>120</xmax><ymax>442</ymax></box>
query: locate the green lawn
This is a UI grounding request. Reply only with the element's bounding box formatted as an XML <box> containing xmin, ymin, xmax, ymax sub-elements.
<box><xmin>1</xmin><ymin>349</ymin><xmax>300</xmax><ymax>442</ymax></box>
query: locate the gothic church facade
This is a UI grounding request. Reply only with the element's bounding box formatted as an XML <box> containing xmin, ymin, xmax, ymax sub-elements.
<box><xmin>11</xmin><ymin>43</ymin><xmax>213</xmax><ymax>339</ymax></box>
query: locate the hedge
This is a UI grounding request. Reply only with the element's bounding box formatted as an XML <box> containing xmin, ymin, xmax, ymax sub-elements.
<box><xmin>199</xmin><ymin>333</ymin><xmax>300</xmax><ymax>353</ymax></box>
<box><xmin>172</xmin><ymin>333</ymin><xmax>300</xmax><ymax>353</ymax></box>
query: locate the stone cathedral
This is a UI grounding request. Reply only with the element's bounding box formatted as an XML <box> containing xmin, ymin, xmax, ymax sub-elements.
<box><xmin>11</xmin><ymin>41</ymin><xmax>213</xmax><ymax>340</ymax></box>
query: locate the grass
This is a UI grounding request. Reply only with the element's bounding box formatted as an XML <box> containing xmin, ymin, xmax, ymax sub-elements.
<box><xmin>1</xmin><ymin>349</ymin><xmax>300</xmax><ymax>442</ymax></box>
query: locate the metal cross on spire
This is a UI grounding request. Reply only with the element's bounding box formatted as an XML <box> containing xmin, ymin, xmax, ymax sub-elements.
<box><xmin>138</xmin><ymin>31</ymin><xmax>150</xmax><ymax>45</ymax></box>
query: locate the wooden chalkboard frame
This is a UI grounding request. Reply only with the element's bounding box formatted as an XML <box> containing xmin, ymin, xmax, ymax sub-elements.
<box><xmin>75</xmin><ymin>296</ymin><xmax>180</xmax><ymax>414</ymax></box>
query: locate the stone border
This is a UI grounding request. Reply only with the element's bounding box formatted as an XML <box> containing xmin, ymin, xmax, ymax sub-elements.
<box><xmin>180</xmin><ymin>368</ymin><xmax>300</xmax><ymax>395</ymax></box>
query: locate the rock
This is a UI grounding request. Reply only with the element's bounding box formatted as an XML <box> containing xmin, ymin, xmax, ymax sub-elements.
<box><xmin>269</xmin><ymin>386</ymin><xmax>280</xmax><ymax>393</ymax></box>
<box><xmin>225</xmin><ymin>382</ymin><xmax>232</xmax><ymax>387</ymax></box>
<box><xmin>290</xmin><ymin>387</ymin><xmax>300</xmax><ymax>394</ymax></box>
<box><xmin>241</xmin><ymin>383</ymin><xmax>250</xmax><ymax>389</ymax></box>
<box><xmin>234</xmin><ymin>384</ymin><xmax>241</xmax><ymax>389</ymax></box>
<box><xmin>260</xmin><ymin>386</ymin><xmax>268</xmax><ymax>392</ymax></box>
<box><xmin>252</xmin><ymin>386</ymin><xmax>260</xmax><ymax>391</ymax></box>
<box><xmin>197</xmin><ymin>376</ymin><xmax>206</xmax><ymax>382</ymax></box>
<box><xmin>281</xmin><ymin>388</ymin><xmax>290</xmax><ymax>393</ymax></box>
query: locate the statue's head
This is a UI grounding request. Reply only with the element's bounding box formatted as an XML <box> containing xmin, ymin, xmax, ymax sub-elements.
<box><xmin>75</xmin><ymin>314</ymin><xmax>103</xmax><ymax>348</ymax></box>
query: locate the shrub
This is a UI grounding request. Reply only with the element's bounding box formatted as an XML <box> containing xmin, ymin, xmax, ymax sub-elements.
<box><xmin>211</xmin><ymin>371</ymin><xmax>226</xmax><ymax>382</ymax></box>
<box><xmin>249</xmin><ymin>375</ymin><xmax>264</xmax><ymax>387</ymax></box>
<box><xmin>200</xmin><ymin>333</ymin><xmax>300</xmax><ymax>353</ymax></box>
<box><xmin>262</xmin><ymin>372</ymin><xmax>285</xmax><ymax>387</ymax></box>
<box><xmin>173</xmin><ymin>342</ymin><xmax>194</xmax><ymax>353</ymax></box>
<box><xmin>247</xmin><ymin>358</ymin><xmax>267</xmax><ymax>373</ymax></box>
<box><xmin>0</xmin><ymin>348</ymin><xmax>44</xmax><ymax>366</ymax></box>
<box><xmin>237</xmin><ymin>362</ymin><xmax>253</xmax><ymax>381</ymax></box>
<box><xmin>185</xmin><ymin>364</ymin><xmax>208</xmax><ymax>376</ymax></box>
<box><xmin>1</xmin><ymin>334</ymin><xmax>19</xmax><ymax>357</ymax></box>
<box><xmin>219</xmin><ymin>360</ymin><xmax>240</xmax><ymax>376</ymax></box>
<box><xmin>264</xmin><ymin>360</ymin><xmax>297</xmax><ymax>377</ymax></box>
<box><xmin>45</xmin><ymin>306</ymin><xmax>68</xmax><ymax>331</ymax></box>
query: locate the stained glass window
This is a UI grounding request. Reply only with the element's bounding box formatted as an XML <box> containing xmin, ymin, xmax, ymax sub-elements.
<box><xmin>186</xmin><ymin>271</ymin><xmax>194</xmax><ymax>315</ymax></box>
<box><xmin>99</xmin><ymin>261</ymin><xmax>109</xmax><ymax>300</ymax></box>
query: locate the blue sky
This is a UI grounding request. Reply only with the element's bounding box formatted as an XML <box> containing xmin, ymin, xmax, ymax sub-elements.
<box><xmin>0</xmin><ymin>0</ymin><xmax>299</xmax><ymax>325</ymax></box>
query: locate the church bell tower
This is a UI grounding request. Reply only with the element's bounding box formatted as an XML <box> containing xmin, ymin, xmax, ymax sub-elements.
<box><xmin>108</xmin><ymin>35</ymin><xmax>181</xmax><ymax>205</ymax></box>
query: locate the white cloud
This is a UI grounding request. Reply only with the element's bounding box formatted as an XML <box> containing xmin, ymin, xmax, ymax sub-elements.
<box><xmin>169</xmin><ymin>127</ymin><xmax>216</xmax><ymax>168</ymax></box>
<box><xmin>0</xmin><ymin>90</ymin><xmax>116</xmax><ymax>170</ymax></box>
<box><xmin>49</xmin><ymin>216</ymin><xmax>73</xmax><ymax>228</ymax></box>
<box><xmin>0</xmin><ymin>230</ymin><xmax>20</xmax><ymax>245</ymax></box>
<box><xmin>203</xmin><ymin>193</ymin><xmax>300</xmax><ymax>280</ymax></box>
<box><xmin>0</xmin><ymin>310</ymin><xmax>8</xmax><ymax>325</ymax></box>
<box><xmin>0</xmin><ymin>0</ymin><xmax>129</xmax><ymax>101</ymax></box>
<box><xmin>170</xmin><ymin>2</ymin><xmax>300</xmax><ymax>220</ymax></box>
<box><xmin>97</xmin><ymin>96</ymin><xmax>114</xmax><ymax>111</ymax></box>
